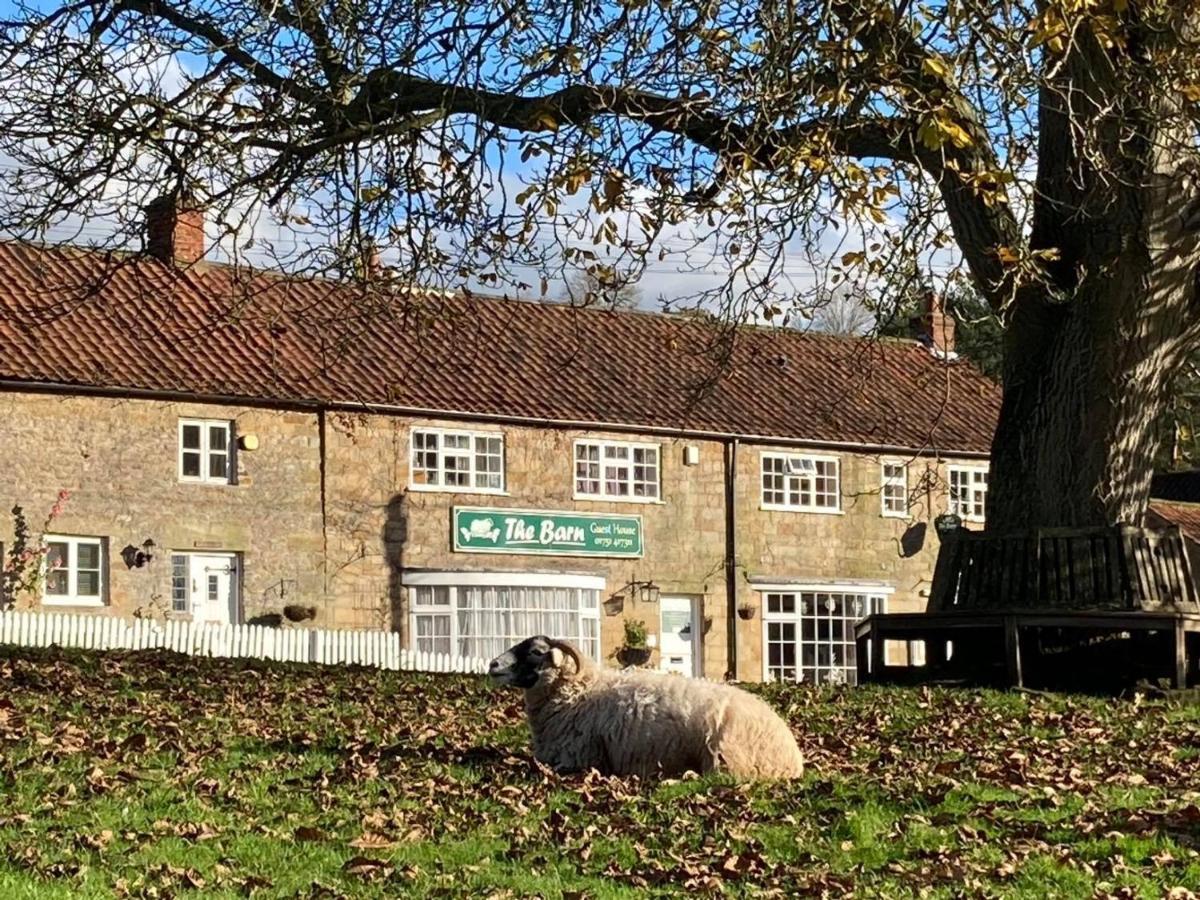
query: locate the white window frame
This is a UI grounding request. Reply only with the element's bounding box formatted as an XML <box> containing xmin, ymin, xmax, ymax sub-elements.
<box><xmin>573</xmin><ymin>439</ymin><xmax>661</xmax><ymax>503</ymax></box>
<box><xmin>404</xmin><ymin>571</ymin><xmax>603</xmax><ymax>662</ymax></box>
<box><xmin>881</xmin><ymin>460</ymin><xmax>909</xmax><ymax>518</ymax></box>
<box><xmin>759</xmin><ymin>452</ymin><xmax>842</xmax><ymax>513</ymax></box>
<box><xmin>178</xmin><ymin>418</ymin><xmax>234</xmax><ymax>485</ymax></box>
<box><xmin>42</xmin><ymin>534</ymin><xmax>106</xmax><ymax>607</ymax></box>
<box><xmin>759</xmin><ymin>582</ymin><xmax>893</xmax><ymax>685</ymax></box>
<box><xmin>947</xmin><ymin>464</ymin><xmax>989</xmax><ymax>523</ymax></box>
<box><xmin>409</xmin><ymin>427</ymin><xmax>506</xmax><ymax>494</ymax></box>
<box><xmin>170</xmin><ymin>553</ymin><xmax>189</xmax><ymax>613</ymax></box>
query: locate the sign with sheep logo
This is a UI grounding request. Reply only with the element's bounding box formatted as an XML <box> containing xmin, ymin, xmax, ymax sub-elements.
<box><xmin>452</xmin><ymin>507</ymin><xmax>644</xmax><ymax>558</ymax></box>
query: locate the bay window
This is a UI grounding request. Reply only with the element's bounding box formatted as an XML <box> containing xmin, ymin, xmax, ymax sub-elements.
<box><xmin>761</xmin><ymin>585</ymin><xmax>890</xmax><ymax>685</ymax></box>
<box><xmin>407</xmin><ymin>573</ymin><xmax>602</xmax><ymax>662</ymax></box>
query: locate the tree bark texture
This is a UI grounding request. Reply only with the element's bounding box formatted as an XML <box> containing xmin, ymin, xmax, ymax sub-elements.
<box><xmin>976</xmin><ymin>14</ymin><xmax>1200</xmax><ymax>534</ymax></box>
<box><xmin>987</xmin><ymin>154</ymin><xmax>1200</xmax><ymax>532</ymax></box>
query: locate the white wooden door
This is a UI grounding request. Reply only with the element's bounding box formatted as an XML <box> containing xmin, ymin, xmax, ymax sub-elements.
<box><xmin>188</xmin><ymin>554</ymin><xmax>240</xmax><ymax>625</ymax></box>
<box><xmin>659</xmin><ymin>596</ymin><xmax>701</xmax><ymax>676</ymax></box>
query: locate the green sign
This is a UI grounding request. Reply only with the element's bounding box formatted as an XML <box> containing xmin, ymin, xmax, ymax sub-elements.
<box><xmin>453</xmin><ymin>507</ymin><xmax>644</xmax><ymax>558</ymax></box>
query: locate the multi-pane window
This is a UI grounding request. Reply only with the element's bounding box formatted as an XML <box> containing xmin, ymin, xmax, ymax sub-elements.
<box><xmin>410</xmin><ymin>428</ymin><xmax>504</xmax><ymax>492</ymax></box>
<box><xmin>760</xmin><ymin>453</ymin><xmax>840</xmax><ymax>512</ymax></box>
<box><xmin>948</xmin><ymin>465</ymin><xmax>989</xmax><ymax>522</ymax></box>
<box><xmin>179</xmin><ymin>419</ymin><xmax>233</xmax><ymax>484</ymax></box>
<box><xmin>574</xmin><ymin>441</ymin><xmax>659</xmax><ymax>501</ymax></box>
<box><xmin>410</xmin><ymin>581</ymin><xmax>601</xmax><ymax>662</ymax></box>
<box><xmin>762</xmin><ymin>589</ymin><xmax>887</xmax><ymax>685</ymax></box>
<box><xmin>42</xmin><ymin>535</ymin><xmax>105</xmax><ymax>606</ymax></box>
<box><xmin>171</xmin><ymin>554</ymin><xmax>188</xmax><ymax>613</ymax></box>
<box><xmin>881</xmin><ymin>462</ymin><xmax>909</xmax><ymax>517</ymax></box>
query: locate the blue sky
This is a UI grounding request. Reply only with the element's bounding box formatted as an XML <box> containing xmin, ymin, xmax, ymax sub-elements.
<box><xmin>0</xmin><ymin>0</ymin><xmax>971</xmax><ymax>320</ymax></box>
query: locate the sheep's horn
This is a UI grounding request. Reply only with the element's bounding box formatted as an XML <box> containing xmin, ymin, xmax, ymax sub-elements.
<box><xmin>550</xmin><ymin>640</ymin><xmax>585</xmax><ymax>675</ymax></box>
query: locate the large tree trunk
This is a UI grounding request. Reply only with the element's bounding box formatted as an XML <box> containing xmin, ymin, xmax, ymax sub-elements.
<box><xmin>986</xmin><ymin>170</ymin><xmax>1200</xmax><ymax>533</ymax></box>
<box><xmin>978</xmin><ymin>12</ymin><xmax>1200</xmax><ymax>535</ymax></box>
<box><xmin>987</xmin><ymin>298</ymin><xmax>1181</xmax><ymax>532</ymax></box>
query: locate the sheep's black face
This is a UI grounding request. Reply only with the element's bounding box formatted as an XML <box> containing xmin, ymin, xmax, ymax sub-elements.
<box><xmin>489</xmin><ymin>635</ymin><xmax>555</xmax><ymax>688</ymax></box>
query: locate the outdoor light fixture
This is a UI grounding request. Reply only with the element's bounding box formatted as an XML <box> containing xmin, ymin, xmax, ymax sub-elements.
<box><xmin>603</xmin><ymin>594</ymin><xmax>625</xmax><ymax>616</ymax></box>
<box><xmin>120</xmin><ymin>538</ymin><xmax>156</xmax><ymax>569</ymax></box>
<box><xmin>627</xmin><ymin>580</ymin><xmax>660</xmax><ymax>605</ymax></box>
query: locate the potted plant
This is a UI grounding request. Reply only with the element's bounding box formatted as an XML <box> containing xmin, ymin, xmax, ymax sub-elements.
<box><xmin>617</xmin><ymin>619</ymin><xmax>652</xmax><ymax>667</ymax></box>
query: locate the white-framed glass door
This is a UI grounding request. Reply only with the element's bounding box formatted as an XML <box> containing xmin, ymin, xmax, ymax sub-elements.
<box><xmin>172</xmin><ymin>553</ymin><xmax>241</xmax><ymax>625</ymax></box>
<box><xmin>659</xmin><ymin>595</ymin><xmax>702</xmax><ymax>677</ymax></box>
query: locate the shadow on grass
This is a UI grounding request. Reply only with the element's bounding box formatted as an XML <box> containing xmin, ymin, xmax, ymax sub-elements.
<box><xmin>258</xmin><ymin>733</ymin><xmax>537</xmax><ymax>777</ymax></box>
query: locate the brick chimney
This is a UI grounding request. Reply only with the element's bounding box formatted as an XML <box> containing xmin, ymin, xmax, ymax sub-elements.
<box><xmin>144</xmin><ymin>193</ymin><xmax>206</xmax><ymax>265</ymax></box>
<box><xmin>364</xmin><ymin>244</ymin><xmax>383</xmax><ymax>280</ymax></box>
<box><xmin>913</xmin><ymin>290</ymin><xmax>956</xmax><ymax>356</ymax></box>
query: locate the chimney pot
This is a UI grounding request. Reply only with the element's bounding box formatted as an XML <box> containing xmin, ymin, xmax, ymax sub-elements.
<box><xmin>145</xmin><ymin>193</ymin><xmax>206</xmax><ymax>266</ymax></box>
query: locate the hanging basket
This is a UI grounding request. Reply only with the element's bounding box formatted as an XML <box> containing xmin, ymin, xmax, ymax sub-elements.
<box><xmin>736</xmin><ymin>604</ymin><xmax>757</xmax><ymax>621</ymax></box>
<box><xmin>617</xmin><ymin>646</ymin><xmax>653</xmax><ymax>667</ymax></box>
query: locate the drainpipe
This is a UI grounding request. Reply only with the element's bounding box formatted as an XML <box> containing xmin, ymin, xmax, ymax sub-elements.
<box><xmin>318</xmin><ymin>408</ymin><xmax>329</xmax><ymax>595</ymax></box>
<box><xmin>724</xmin><ymin>438</ymin><xmax>739</xmax><ymax>680</ymax></box>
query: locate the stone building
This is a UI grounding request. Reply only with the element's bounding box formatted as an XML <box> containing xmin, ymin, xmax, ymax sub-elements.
<box><xmin>1149</xmin><ymin>471</ymin><xmax>1200</xmax><ymax>583</ymax></box>
<box><xmin>0</xmin><ymin>199</ymin><xmax>1000</xmax><ymax>682</ymax></box>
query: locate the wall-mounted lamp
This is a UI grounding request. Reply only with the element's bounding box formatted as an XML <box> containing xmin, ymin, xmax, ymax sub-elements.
<box><xmin>633</xmin><ymin>580</ymin><xmax>660</xmax><ymax>605</ymax></box>
<box><xmin>238</xmin><ymin>433</ymin><xmax>260</xmax><ymax>451</ymax></box>
<box><xmin>120</xmin><ymin>538</ymin><xmax>156</xmax><ymax>569</ymax></box>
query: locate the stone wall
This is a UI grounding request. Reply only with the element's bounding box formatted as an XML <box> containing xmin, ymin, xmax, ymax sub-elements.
<box><xmin>0</xmin><ymin>392</ymin><xmax>325</xmax><ymax>621</ymax></box>
<box><xmin>0</xmin><ymin>389</ymin><xmax>984</xmax><ymax>681</ymax></box>
<box><xmin>320</xmin><ymin>416</ymin><xmax>732</xmax><ymax>677</ymax></box>
<box><xmin>731</xmin><ymin>447</ymin><xmax>951</xmax><ymax>679</ymax></box>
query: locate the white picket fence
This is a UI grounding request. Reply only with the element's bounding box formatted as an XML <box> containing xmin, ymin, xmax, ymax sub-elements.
<box><xmin>0</xmin><ymin>610</ymin><xmax>490</xmax><ymax>674</ymax></box>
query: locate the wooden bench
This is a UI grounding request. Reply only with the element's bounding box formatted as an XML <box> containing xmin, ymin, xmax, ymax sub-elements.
<box><xmin>856</xmin><ymin>525</ymin><xmax>1200</xmax><ymax>689</ymax></box>
<box><xmin>856</xmin><ymin>608</ymin><xmax>1200</xmax><ymax>688</ymax></box>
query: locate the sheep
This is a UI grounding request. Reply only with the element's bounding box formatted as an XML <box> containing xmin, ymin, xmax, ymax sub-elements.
<box><xmin>488</xmin><ymin>635</ymin><xmax>804</xmax><ymax>779</ymax></box>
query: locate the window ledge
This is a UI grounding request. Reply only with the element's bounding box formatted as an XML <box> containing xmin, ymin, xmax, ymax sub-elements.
<box><xmin>178</xmin><ymin>478</ymin><xmax>235</xmax><ymax>487</ymax></box>
<box><xmin>408</xmin><ymin>484</ymin><xmax>510</xmax><ymax>497</ymax></box>
<box><xmin>881</xmin><ymin>511</ymin><xmax>911</xmax><ymax>520</ymax></box>
<box><xmin>759</xmin><ymin>505</ymin><xmax>845</xmax><ymax>516</ymax></box>
<box><xmin>42</xmin><ymin>597</ymin><xmax>105</xmax><ymax>608</ymax></box>
<box><xmin>572</xmin><ymin>493</ymin><xmax>664</xmax><ymax>505</ymax></box>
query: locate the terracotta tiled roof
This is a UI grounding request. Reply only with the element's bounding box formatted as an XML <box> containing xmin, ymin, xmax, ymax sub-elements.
<box><xmin>1149</xmin><ymin>502</ymin><xmax>1200</xmax><ymax>544</ymax></box>
<box><xmin>0</xmin><ymin>240</ymin><xmax>1001</xmax><ymax>453</ymax></box>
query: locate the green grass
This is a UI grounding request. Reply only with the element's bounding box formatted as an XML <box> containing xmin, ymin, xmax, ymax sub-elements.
<box><xmin>1</xmin><ymin>649</ymin><xmax>1199</xmax><ymax>897</ymax></box>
